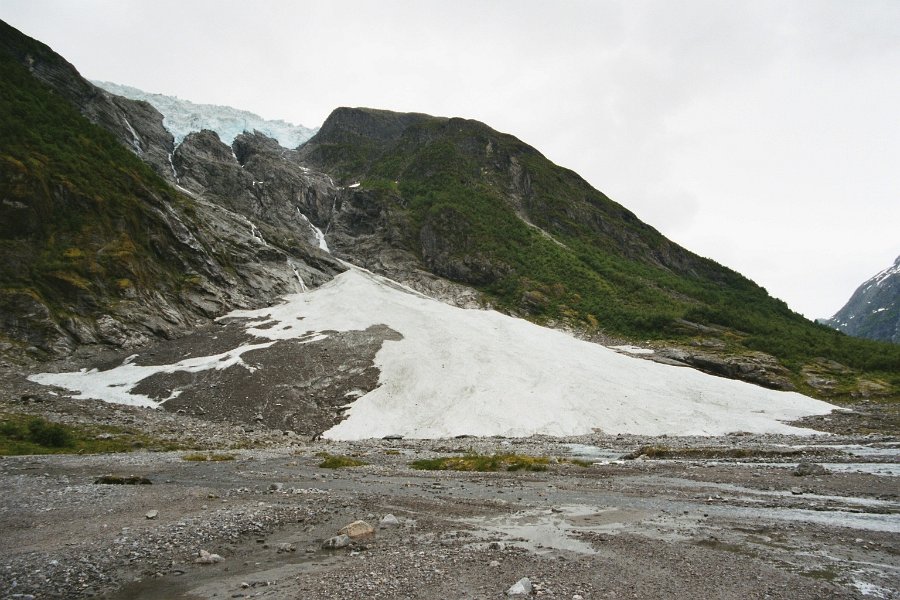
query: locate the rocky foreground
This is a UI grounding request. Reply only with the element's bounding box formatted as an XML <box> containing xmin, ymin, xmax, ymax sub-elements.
<box><xmin>0</xmin><ymin>380</ymin><xmax>898</xmax><ymax>600</ymax></box>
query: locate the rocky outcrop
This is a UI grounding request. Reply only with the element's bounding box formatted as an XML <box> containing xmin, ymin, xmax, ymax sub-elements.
<box><xmin>653</xmin><ymin>348</ymin><xmax>796</xmax><ymax>391</ymax></box>
<box><xmin>0</xmin><ymin>21</ymin><xmax>345</xmax><ymax>359</ymax></box>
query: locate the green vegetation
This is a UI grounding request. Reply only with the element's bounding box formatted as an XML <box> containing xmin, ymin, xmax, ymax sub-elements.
<box><xmin>0</xmin><ymin>413</ymin><xmax>175</xmax><ymax>455</ymax></box>
<box><xmin>410</xmin><ymin>453</ymin><xmax>549</xmax><ymax>472</ymax></box>
<box><xmin>622</xmin><ymin>445</ymin><xmax>830</xmax><ymax>460</ymax></box>
<box><xmin>317</xmin><ymin>452</ymin><xmax>368</xmax><ymax>468</ymax></box>
<box><xmin>307</xmin><ymin>109</ymin><xmax>900</xmax><ymax>398</ymax></box>
<box><xmin>0</xmin><ymin>36</ymin><xmax>202</xmax><ymax>353</ymax></box>
<box><xmin>182</xmin><ymin>452</ymin><xmax>236</xmax><ymax>462</ymax></box>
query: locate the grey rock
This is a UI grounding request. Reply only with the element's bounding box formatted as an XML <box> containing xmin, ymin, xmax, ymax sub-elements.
<box><xmin>507</xmin><ymin>577</ymin><xmax>532</xmax><ymax>596</ymax></box>
<box><xmin>145</xmin><ymin>510</ymin><xmax>158</xmax><ymax>520</ymax></box>
<box><xmin>322</xmin><ymin>534</ymin><xmax>350</xmax><ymax>549</ymax></box>
<box><xmin>793</xmin><ymin>462</ymin><xmax>828</xmax><ymax>477</ymax></box>
<box><xmin>194</xmin><ymin>549</ymin><xmax>224</xmax><ymax>564</ymax></box>
<box><xmin>379</xmin><ymin>513</ymin><xmax>400</xmax><ymax>528</ymax></box>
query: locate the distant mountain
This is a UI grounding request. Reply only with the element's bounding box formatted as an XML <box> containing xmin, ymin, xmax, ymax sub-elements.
<box><xmin>822</xmin><ymin>256</ymin><xmax>900</xmax><ymax>344</ymax></box>
<box><xmin>92</xmin><ymin>80</ymin><xmax>317</xmax><ymax>148</ymax></box>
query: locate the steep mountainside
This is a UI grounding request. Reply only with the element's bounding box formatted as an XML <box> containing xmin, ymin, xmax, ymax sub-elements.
<box><xmin>92</xmin><ymin>80</ymin><xmax>318</xmax><ymax>147</ymax></box>
<box><xmin>823</xmin><ymin>256</ymin><xmax>900</xmax><ymax>344</ymax></box>
<box><xmin>297</xmin><ymin>108</ymin><xmax>900</xmax><ymax>395</ymax></box>
<box><xmin>0</xmin><ymin>20</ymin><xmax>341</xmax><ymax>358</ymax></box>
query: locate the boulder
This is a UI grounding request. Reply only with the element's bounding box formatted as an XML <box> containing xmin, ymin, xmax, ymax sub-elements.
<box><xmin>793</xmin><ymin>462</ymin><xmax>828</xmax><ymax>476</ymax></box>
<box><xmin>507</xmin><ymin>577</ymin><xmax>533</xmax><ymax>596</ymax></box>
<box><xmin>379</xmin><ymin>514</ymin><xmax>400</xmax><ymax>528</ymax></box>
<box><xmin>322</xmin><ymin>534</ymin><xmax>350</xmax><ymax>549</ymax></box>
<box><xmin>339</xmin><ymin>520</ymin><xmax>375</xmax><ymax>539</ymax></box>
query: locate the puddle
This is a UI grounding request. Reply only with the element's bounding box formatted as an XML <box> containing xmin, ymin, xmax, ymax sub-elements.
<box><xmin>701</xmin><ymin>461</ymin><xmax>900</xmax><ymax>477</ymax></box>
<box><xmin>703</xmin><ymin>504</ymin><xmax>900</xmax><ymax>534</ymax></box>
<box><xmin>794</xmin><ymin>444</ymin><xmax>900</xmax><ymax>460</ymax></box>
<box><xmin>462</xmin><ymin>505</ymin><xmax>606</xmax><ymax>555</ymax></box>
<box><xmin>460</xmin><ymin>504</ymin><xmax>699</xmax><ymax>555</ymax></box>
<box><xmin>563</xmin><ymin>444</ymin><xmax>625</xmax><ymax>463</ymax></box>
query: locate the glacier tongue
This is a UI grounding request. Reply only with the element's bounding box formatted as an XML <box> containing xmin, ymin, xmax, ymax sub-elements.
<box><xmin>93</xmin><ymin>80</ymin><xmax>318</xmax><ymax>148</ymax></box>
<box><xmin>31</xmin><ymin>269</ymin><xmax>835</xmax><ymax>439</ymax></box>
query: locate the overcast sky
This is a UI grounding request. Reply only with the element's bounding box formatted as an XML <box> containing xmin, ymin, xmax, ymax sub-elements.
<box><xmin>2</xmin><ymin>0</ymin><xmax>898</xmax><ymax>318</ymax></box>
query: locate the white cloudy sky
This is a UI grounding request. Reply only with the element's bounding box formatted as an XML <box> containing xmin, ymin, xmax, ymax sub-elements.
<box><xmin>2</xmin><ymin>0</ymin><xmax>898</xmax><ymax>318</ymax></box>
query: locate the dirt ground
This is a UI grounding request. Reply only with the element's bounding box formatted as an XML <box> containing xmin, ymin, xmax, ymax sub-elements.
<box><xmin>1</xmin><ymin>360</ymin><xmax>898</xmax><ymax>600</ymax></box>
<box><xmin>0</xmin><ymin>401</ymin><xmax>898</xmax><ymax>599</ymax></box>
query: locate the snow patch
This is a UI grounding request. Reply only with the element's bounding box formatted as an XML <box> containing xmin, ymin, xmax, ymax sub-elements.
<box><xmin>29</xmin><ymin>342</ymin><xmax>276</xmax><ymax>408</ymax></box>
<box><xmin>611</xmin><ymin>345</ymin><xmax>654</xmax><ymax>355</ymax></box>
<box><xmin>29</xmin><ymin>269</ymin><xmax>835</xmax><ymax>439</ymax></box>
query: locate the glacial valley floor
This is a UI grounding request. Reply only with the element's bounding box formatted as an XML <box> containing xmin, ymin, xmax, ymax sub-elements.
<box><xmin>0</xmin><ymin>410</ymin><xmax>898</xmax><ymax>599</ymax></box>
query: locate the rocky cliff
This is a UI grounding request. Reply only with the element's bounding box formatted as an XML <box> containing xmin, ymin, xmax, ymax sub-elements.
<box><xmin>822</xmin><ymin>256</ymin><xmax>900</xmax><ymax>344</ymax></box>
<box><xmin>0</xmin><ymin>20</ymin><xmax>342</xmax><ymax>359</ymax></box>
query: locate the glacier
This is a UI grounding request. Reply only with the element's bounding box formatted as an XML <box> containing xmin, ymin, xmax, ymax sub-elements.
<box><xmin>93</xmin><ymin>80</ymin><xmax>318</xmax><ymax>148</ymax></box>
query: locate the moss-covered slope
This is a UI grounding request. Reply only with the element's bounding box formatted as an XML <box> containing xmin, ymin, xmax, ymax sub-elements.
<box><xmin>300</xmin><ymin>108</ymin><xmax>900</xmax><ymax>396</ymax></box>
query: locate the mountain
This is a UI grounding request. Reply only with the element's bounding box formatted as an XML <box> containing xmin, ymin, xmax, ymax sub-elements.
<box><xmin>0</xmin><ymin>20</ymin><xmax>341</xmax><ymax>357</ymax></box>
<box><xmin>92</xmin><ymin>80</ymin><xmax>318</xmax><ymax>148</ymax></box>
<box><xmin>822</xmin><ymin>256</ymin><xmax>900</xmax><ymax>344</ymax></box>
<box><xmin>1</xmin><ymin>19</ymin><xmax>897</xmax><ymax>405</ymax></box>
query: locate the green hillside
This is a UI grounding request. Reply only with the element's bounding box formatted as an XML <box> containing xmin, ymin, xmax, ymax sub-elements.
<box><xmin>301</xmin><ymin>108</ymin><xmax>900</xmax><ymax>398</ymax></box>
<box><xmin>0</xmin><ymin>41</ymin><xmax>198</xmax><ymax>352</ymax></box>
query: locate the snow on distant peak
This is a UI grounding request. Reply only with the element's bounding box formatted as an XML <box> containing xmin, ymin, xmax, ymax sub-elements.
<box><xmin>29</xmin><ymin>269</ymin><xmax>834</xmax><ymax>439</ymax></box>
<box><xmin>93</xmin><ymin>81</ymin><xmax>318</xmax><ymax>148</ymax></box>
<box><xmin>870</xmin><ymin>255</ymin><xmax>900</xmax><ymax>287</ymax></box>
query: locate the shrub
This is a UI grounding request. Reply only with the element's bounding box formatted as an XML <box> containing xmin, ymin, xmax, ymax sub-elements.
<box><xmin>26</xmin><ymin>417</ymin><xmax>73</xmax><ymax>447</ymax></box>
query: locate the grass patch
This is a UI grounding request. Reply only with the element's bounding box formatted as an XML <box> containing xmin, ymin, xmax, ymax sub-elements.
<box><xmin>623</xmin><ymin>445</ymin><xmax>826</xmax><ymax>460</ymax></box>
<box><xmin>0</xmin><ymin>413</ymin><xmax>180</xmax><ymax>455</ymax></box>
<box><xmin>317</xmin><ymin>452</ymin><xmax>368</xmax><ymax>469</ymax></box>
<box><xmin>182</xmin><ymin>452</ymin><xmax>236</xmax><ymax>462</ymax></box>
<box><xmin>384</xmin><ymin>449</ymin><xmax>402</xmax><ymax>455</ymax></box>
<box><xmin>410</xmin><ymin>453</ymin><xmax>549</xmax><ymax>472</ymax></box>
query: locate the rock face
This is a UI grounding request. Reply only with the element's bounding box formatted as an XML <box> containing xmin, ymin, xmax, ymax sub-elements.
<box><xmin>0</xmin><ymin>20</ymin><xmax>344</xmax><ymax>359</ymax></box>
<box><xmin>653</xmin><ymin>348</ymin><xmax>796</xmax><ymax>391</ymax></box>
<box><xmin>821</xmin><ymin>255</ymin><xmax>900</xmax><ymax>344</ymax></box>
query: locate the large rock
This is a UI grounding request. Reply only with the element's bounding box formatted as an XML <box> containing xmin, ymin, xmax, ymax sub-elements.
<box><xmin>339</xmin><ymin>520</ymin><xmax>375</xmax><ymax>539</ymax></box>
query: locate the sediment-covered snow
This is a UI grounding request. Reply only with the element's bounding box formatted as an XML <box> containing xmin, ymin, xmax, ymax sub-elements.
<box><xmin>30</xmin><ymin>270</ymin><xmax>835</xmax><ymax>439</ymax></box>
<box><xmin>94</xmin><ymin>81</ymin><xmax>318</xmax><ymax>148</ymax></box>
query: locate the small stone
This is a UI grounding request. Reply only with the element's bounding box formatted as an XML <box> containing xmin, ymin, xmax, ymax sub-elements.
<box><xmin>145</xmin><ymin>510</ymin><xmax>158</xmax><ymax>520</ymax></box>
<box><xmin>195</xmin><ymin>549</ymin><xmax>224</xmax><ymax>564</ymax></box>
<box><xmin>489</xmin><ymin>541</ymin><xmax>506</xmax><ymax>550</ymax></box>
<box><xmin>276</xmin><ymin>543</ymin><xmax>296</xmax><ymax>553</ymax></box>
<box><xmin>490</xmin><ymin>560</ymin><xmax>501</xmax><ymax>567</ymax></box>
<box><xmin>790</xmin><ymin>487</ymin><xmax>804</xmax><ymax>495</ymax></box>
<box><xmin>507</xmin><ymin>577</ymin><xmax>533</xmax><ymax>596</ymax></box>
<box><xmin>322</xmin><ymin>534</ymin><xmax>351</xmax><ymax>549</ymax></box>
<box><xmin>379</xmin><ymin>514</ymin><xmax>400</xmax><ymax>528</ymax></box>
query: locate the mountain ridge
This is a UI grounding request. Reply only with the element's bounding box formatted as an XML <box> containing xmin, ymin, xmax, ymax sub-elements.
<box><xmin>822</xmin><ymin>255</ymin><xmax>900</xmax><ymax>344</ymax></box>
